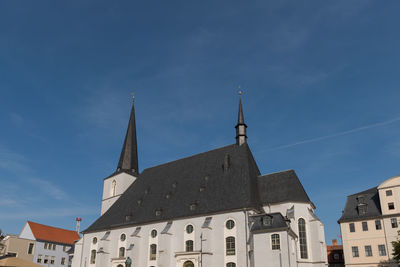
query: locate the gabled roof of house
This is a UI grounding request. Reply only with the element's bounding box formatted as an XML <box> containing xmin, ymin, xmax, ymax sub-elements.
<box><xmin>27</xmin><ymin>221</ymin><xmax>80</xmax><ymax>245</ymax></box>
<box><xmin>338</xmin><ymin>187</ymin><xmax>382</xmax><ymax>223</ymax></box>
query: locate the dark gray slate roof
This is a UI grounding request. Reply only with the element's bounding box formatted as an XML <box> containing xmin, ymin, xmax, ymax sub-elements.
<box><xmin>84</xmin><ymin>143</ymin><xmax>261</xmax><ymax>233</ymax></box>
<box><xmin>84</xmin><ymin>145</ymin><xmax>313</xmax><ymax>233</ymax></box>
<box><xmin>257</xmin><ymin>170</ymin><xmax>311</xmax><ymax>205</ymax></box>
<box><xmin>338</xmin><ymin>187</ymin><xmax>382</xmax><ymax>223</ymax></box>
<box><xmin>250</xmin><ymin>212</ymin><xmax>289</xmax><ymax>233</ymax></box>
<box><xmin>117</xmin><ymin>100</ymin><xmax>139</xmax><ymax>175</ymax></box>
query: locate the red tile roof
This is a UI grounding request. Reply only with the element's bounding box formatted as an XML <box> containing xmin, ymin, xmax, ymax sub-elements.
<box><xmin>27</xmin><ymin>221</ymin><xmax>80</xmax><ymax>245</ymax></box>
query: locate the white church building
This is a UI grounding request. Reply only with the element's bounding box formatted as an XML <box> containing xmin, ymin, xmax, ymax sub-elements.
<box><xmin>72</xmin><ymin>97</ymin><xmax>327</xmax><ymax>267</ymax></box>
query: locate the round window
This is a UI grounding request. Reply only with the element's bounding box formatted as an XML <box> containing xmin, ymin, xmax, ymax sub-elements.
<box><xmin>151</xmin><ymin>229</ymin><xmax>157</xmax><ymax>238</ymax></box>
<box><xmin>186</xmin><ymin>225</ymin><xmax>194</xmax><ymax>234</ymax></box>
<box><xmin>92</xmin><ymin>237</ymin><xmax>97</xmax><ymax>244</ymax></box>
<box><xmin>120</xmin><ymin>233</ymin><xmax>126</xmax><ymax>241</ymax></box>
<box><xmin>226</xmin><ymin>219</ymin><xmax>235</xmax><ymax>230</ymax></box>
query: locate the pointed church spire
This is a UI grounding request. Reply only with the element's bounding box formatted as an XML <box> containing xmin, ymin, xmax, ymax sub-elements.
<box><xmin>117</xmin><ymin>94</ymin><xmax>139</xmax><ymax>174</ymax></box>
<box><xmin>235</xmin><ymin>90</ymin><xmax>247</xmax><ymax>146</ymax></box>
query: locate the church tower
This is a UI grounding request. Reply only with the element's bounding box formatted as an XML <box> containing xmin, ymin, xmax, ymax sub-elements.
<box><xmin>101</xmin><ymin>96</ymin><xmax>139</xmax><ymax>215</ymax></box>
<box><xmin>235</xmin><ymin>94</ymin><xmax>247</xmax><ymax>146</ymax></box>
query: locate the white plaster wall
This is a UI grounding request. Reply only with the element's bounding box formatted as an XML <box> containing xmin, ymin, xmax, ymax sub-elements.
<box><xmin>252</xmin><ymin>231</ymin><xmax>297</xmax><ymax>267</ymax></box>
<box><xmin>19</xmin><ymin>223</ymin><xmax>35</xmax><ymax>240</ymax></box>
<box><xmin>101</xmin><ymin>172</ymin><xmax>136</xmax><ymax>215</ymax></box>
<box><xmin>75</xmin><ymin>211</ymin><xmax>249</xmax><ymax>267</ymax></box>
<box><xmin>265</xmin><ymin>202</ymin><xmax>327</xmax><ymax>266</ymax></box>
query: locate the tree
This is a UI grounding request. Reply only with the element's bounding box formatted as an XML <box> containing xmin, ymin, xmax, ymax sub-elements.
<box><xmin>392</xmin><ymin>239</ymin><xmax>400</xmax><ymax>262</ymax></box>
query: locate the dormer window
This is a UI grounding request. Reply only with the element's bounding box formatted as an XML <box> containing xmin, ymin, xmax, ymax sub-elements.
<box><xmin>262</xmin><ymin>216</ymin><xmax>273</xmax><ymax>226</ymax></box>
<box><xmin>357</xmin><ymin>203</ymin><xmax>368</xmax><ymax>214</ymax></box>
<box><xmin>386</xmin><ymin>190</ymin><xmax>393</xmax><ymax>196</ymax></box>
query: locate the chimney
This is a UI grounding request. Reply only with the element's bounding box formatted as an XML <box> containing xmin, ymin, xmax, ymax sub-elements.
<box><xmin>76</xmin><ymin>217</ymin><xmax>82</xmax><ymax>233</ymax></box>
<box><xmin>332</xmin><ymin>239</ymin><xmax>337</xmax><ymax>246</ymax></box>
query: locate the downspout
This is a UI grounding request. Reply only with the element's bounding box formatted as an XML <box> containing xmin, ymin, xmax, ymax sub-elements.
<box><xmin>287</xmin><ymin>232</ymin><xmax>291</xmax><ymax>267</ymax></box>
<box><xmin>243</xmin><ymin>210</ymin><xmax>249</xmax><ymax>267</ymax></box>
<box><xmin>382</xmin><ymin>218</ymin><xmax>390</xmax><ymax>262</ymax></box>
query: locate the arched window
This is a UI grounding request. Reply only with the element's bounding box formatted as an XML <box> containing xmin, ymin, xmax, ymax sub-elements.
<box><xmin>90</xmin><ymin>250</ymin><xmax>96</xmax><ymax>264</ymax></box>
<box><xmin>149</xmin><ymin>244</ymin><xmax>157</xmax><ymax>260</ymax></box>
<box><xmin>111</xmin><ymin>180</ymin><xmax>116</xmax><ymax>196</ymax></box>
<box><xmin>271</xmin><ymin>234</ymin><xmax>280</xmax><ymax>250</ymax></box>
<box><xmin>226</xmin><ymin>236</ymin><xmax>235</xmax><ymax>255</ymax></box>
<box><xmin>185</xmin><ymin>240</ymin><xmax>193</xmax><ymax>252</ymax></box>
<box><xmin>119</xmin><ymin>247</ymin><xmax>125</xmax><ymax>258</ymax></box>
<box><xmin>226</xmin><ymin>263</ymin><xmax>236</xmax><ymax>267</ymax></box>
<box><xmin>298</xmin><ymin>218</ymin><xmax>308</xmax><ymax>259</ymax></box>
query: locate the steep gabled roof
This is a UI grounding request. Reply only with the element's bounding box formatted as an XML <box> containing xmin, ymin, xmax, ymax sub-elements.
<box><xmin>338</xmin><ymin>187</ymin><xmax>382</xmax><ymax>223</ymax></box>
<box><xmin>84</xmin><ymin>143</ymin><xmax>261</xmax><ymax>233</ymax></box>
<box><xmin>27</xmin><ymin>221</ymin><xmax>80</xmax><ymax>245</ymax></box>
<box><xmin>257</xmin><ymin>170</ymin><xmax>311</xmax><ymax>205</ymax></box>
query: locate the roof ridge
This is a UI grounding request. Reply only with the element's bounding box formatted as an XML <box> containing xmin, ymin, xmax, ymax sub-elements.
<box><xmin>258</xmin><ymin>169</ymin><xmax>295</xmax><ymax>177</ymax></box>
<box><xmin>348</xmin><ymin>186</ymin><xmax>377</xmax><ymax>197</ymax></box>
<box><xmin>140</xmin><ymin>143</ymin><xmax>237</xmax><ymax>173</ymax></box>
<box><xmin>28</xmin><ymin>221</ymin><xmax>76</xmax><ymax>233</ymax></box>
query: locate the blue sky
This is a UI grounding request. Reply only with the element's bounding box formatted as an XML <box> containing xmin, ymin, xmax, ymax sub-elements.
<box><xmin>1</xmin><ymin>0</ymin><xmax>400</xmax><ymax>245</ymax></box>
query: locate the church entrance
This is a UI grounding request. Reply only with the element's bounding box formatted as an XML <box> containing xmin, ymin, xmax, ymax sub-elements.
<box><xmin>183</xmin><ymin>261</ymin><xmax>194</xmax><ymax>267</ymax></box>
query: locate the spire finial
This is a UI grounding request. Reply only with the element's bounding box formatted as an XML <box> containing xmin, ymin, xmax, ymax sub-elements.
<box><xmin>131</xmin><ymin>91</ymin><xmax>135</xmax><ymax>102</ymax></box>
<box><xmin>238</xmin><ymin>85</ymin><xmax>243</xmax><ymax>96</ymax></box>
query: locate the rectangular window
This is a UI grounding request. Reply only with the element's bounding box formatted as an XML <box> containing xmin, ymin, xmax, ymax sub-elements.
<box><xmin>352</xmin><ymin>246</ymin><xmax>359</xmax><ymax>257</ymax></box>
<box><xmin>44</xmin><ymin>256</ymin><xmax>49</xmax><ymax>264</ymax></box>
<box><xmin>52</xmin><ymin>244</ymin><xmax>56</xmax><ymax>250</ymax></box>
<box><xmin>389</xmin><ymin>202</ymin><xmax>395</xmax><ymax>210</ymax></box>
<box><xmin>365</xmin><ymin>245</ymin><xmax>373</xmax><ymax>257</ymax></box>
<box><xmin>375</xmin><ymin>220</ymin><xmax>382</xmax><ymax>230</ymax></box>
<box><xmin>44</xmin><ymin>243</ymin><xmax>48</xmax><ymax>250</ymax></box>
<box><xmin>386</xmin><ymin>190</ymin><xmax>393</xmax><ymax>196</ymax></box>
<box><xmin>378</xmin><ymin>244</ymin><xmax>386</xmax><ymax>256</ymax></box>
<box><xmin>28</xmin><ymin>243</ymin><xmax>34</xmax><ymax>254</ymax></box>
<box><xmin>362</xmin><ymin>221</ymin><xmax>368</xmax><ymax>231</ymax></box>
<box><xmin>392</xmin><ymin>218</ymin><xmax>398</xmax><ymax>228</ymax></box>
<box><xmin>271</xmin><ymin>234</ymin><xmax>280</xmax><ymax>250</ymax></box>
<box><xmin>61</xmin><ymin>257</ymin><xmax>66</xmax><ymax>265</ymax></box>
<box><xmin>349</xmin><ymin>223</ymin><xmax>355</xmax><ymax>232</ymax></box>
<box><xmin>50</xmin><ymin>256</ymin><xmax>55</xmax><ymax>264</ymax></box>
<box><xmin>63</xmin><ymin>245</ymin><xmax>66</xmax><ymax>252</ymax></box>
<box><xmin>37</xmin><ymin>255</ymin><xmax>42</xmax><ymax>263</ymax></box>
<box><xmin>149</xmin><ymin>244</ymin><xmax>157</xmax><ymax>260</ymax></box>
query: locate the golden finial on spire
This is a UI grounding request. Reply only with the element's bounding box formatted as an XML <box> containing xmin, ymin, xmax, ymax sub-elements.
<box><xmin>237</xmin><ymin>85</ymin><xmax>243</xmax><ymax>96</ymax></box>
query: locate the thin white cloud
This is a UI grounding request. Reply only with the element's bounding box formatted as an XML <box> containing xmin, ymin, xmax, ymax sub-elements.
<box><xmin>267</xmin><ymin>116</ymin><xmax>400</xmax><ymax>151</ymax></box>
<box><xmin>26</xmin><ymin>177</ymin><xmax>69</xmax><ymax>201</ymax></box>
<box><xmin>0</xmin><ymin>206</ymin><xmax>98</xmax><ymax>220</ymax></box>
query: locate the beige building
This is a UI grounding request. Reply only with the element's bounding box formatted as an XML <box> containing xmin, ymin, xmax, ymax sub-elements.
<box><xmin>0</xmin><ymin>234</ymin><xmax>35</xmax><ymax>262</ymax></box>
<box><xmin>338</xmin><ymin>175</ymin><xmax>400</xmax><ymax>266</ymax></box>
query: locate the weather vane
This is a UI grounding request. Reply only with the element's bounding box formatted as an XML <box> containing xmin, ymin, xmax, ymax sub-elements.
<box><xmin>131</xmin><ymin>91</ymin><xmax>135</xmax><ymax>101</ymax></box>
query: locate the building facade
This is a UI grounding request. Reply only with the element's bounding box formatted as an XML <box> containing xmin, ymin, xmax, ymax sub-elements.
<box><xmin>72</xmin><ymin>97</ymin><xmax>327</xmax><ymax>267</ymax></box>
<box><xmin>339</xmin><ymin>175</ymin><xmax>400</xmax><ymax>266</ymax></box>
<box><xmin>326</xmin><ymin>239</ymin><xmax>344</xmax><ymax>267</ymax></box>
<box><xmin>1</xmin><ymin>221</ymin><xmax>81</xmax><ymax>267</ymax></box>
